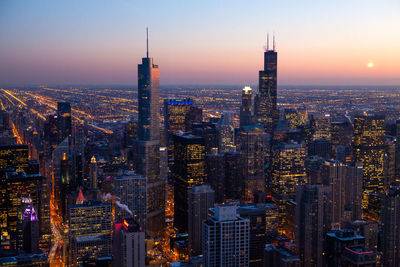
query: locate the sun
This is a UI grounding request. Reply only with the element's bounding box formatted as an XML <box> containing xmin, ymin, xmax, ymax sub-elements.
<box><xmin>367</xmin><ymin>61</ymin><xmax>374</xmax><ymax>68</ymax></box>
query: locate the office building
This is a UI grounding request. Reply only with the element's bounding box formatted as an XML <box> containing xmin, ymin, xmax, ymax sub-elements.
<box><xmin>205</xmin><ymin>152</ymin><xmax>225</xmax><ymax>203</ymax></box>
<box><xmin>237</xmin><ymin>203</ymin><xmax>279</xmax><ymax>267</ymax></box>
<box><xmin>224</xmin><ymin>151</ymin><xmax>244</xmax><ymax>201</ymax></box>
<box><xmin>173</xmin><ymin>133</ymin><xmax>206</xmax><ymax>233</ymax></box>
<box><xmin>321</xmin><ymin>160</ymin><xmax>363</xmax><ymax>225</ymax></box>
<box><xmin>238</xmin><ymin>124</ymin><xmax>266</xmax><ymax>201</ymax></box>
<box><xmin>295</xmin><ymin>184</ymin><xmax>332</xmax><ymax>266</ymax></box>
<box><xmin>164</xmin><ymin>98</ymin><xmax>193</xmax><ymax>147</ymax></box>
<box><xmin>352</xmin><ymin>115</ymin><xmax>385</xmax><ymax>219</ymax></box>
<box><xmin>68</xmin><ymin>200</ymin><xmax>112</xmax><ymax>266</ymax></box>
<box><xmin>271</xmin><ymin>142</ymin><xmax>307</xmax><ymax>199</ymax></box>
<box><xmin>0</xmin><ymin>171</ymin><xmax>46</xmax><ymax>251</ymax></box>
<box><xmin>255</xmin><ymin>38</ymin><xmax>278</xmax><ymax>134</ymax></box>
<box><xmin>188</xmin><ymin>184</ymin><xmax>214</xmax><ymax>256</ymax></box>
<box><xmin>382</xmin><ymin>181</ymin><xmax>400</xmax><ymax>267</ymax></box>
<box><xmin>311</xmin><ymin>114</ymin><xmax>332</xmax><ymax>141</ymax></box>
<box><xmin>22</xmin><ymin>202</ymin><xmax>40</xmax><ymax>254</ymax></box>
<box><xmin>0</xmin><ymin>144</ymin><xmax>29</xmax><ymax>172</ymax></box>
<box><xmin>240</xmin><ymin>86</ymin><xmax>254</xmax><ymax>127</ymax></box>
<box><xmin>57</xmin><ymin>102</ymin><xmax>72</xmax><ymax>144</ymax></box>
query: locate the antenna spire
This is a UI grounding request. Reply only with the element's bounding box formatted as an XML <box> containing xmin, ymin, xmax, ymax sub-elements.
<box><xmin>267</xmin><ymin>33</ymin><xmax>269</xmax><ymax>51</ymax></box>
<box><xmin>146</xmin><ymin>27</ymin><xmax>149</xmax><ymax>58</ymax></box>
<box><xmin>273</xmin><ymin>33</ymin><xmax>276</xmax><ymax>51</ymax></box>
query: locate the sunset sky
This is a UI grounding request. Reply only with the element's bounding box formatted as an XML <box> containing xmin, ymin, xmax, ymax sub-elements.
<box><xmin>1</xmin><ymin>0</ymin><xmax>399</xmax><ymax>86</ymax></box>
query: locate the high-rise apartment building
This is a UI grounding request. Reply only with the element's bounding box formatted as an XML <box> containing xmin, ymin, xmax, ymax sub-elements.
<box><xmin>202</xmin><ymin>204</ymin><xmax>250</xmax><ymax>267</ymax></box>
<box><xmin>134</xmin><ymin>29</ymin><xmax>165</xmax><ymax>237</ymax></box>
<box><xmin>113</xmin><ymin>218</ymin><xmax>145</xmax><ymax>267</ymax></box>
<box><xmin>114</xmin><ymin>170</ymin><xmax>146</xmax><ymax>228</ymax></box>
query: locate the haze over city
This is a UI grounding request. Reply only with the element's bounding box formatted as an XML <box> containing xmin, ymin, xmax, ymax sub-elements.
<box><xmin>1</xmin><ymin>0</ymin><xmax>399</xmax><ymax>86</ymax></box>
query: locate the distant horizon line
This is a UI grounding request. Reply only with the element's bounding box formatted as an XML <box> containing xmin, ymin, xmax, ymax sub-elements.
<box><xmin>1</xmin><ymin>84</ymin><xmax>400</xmax><ymax>90</ymax></box>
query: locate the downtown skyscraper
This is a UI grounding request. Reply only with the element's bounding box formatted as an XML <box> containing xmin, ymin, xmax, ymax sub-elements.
<box><xmin>255</xmin><ymin>35</ymin><xmax>278</xmax><ymax>135</ymax></box>
<box><xmin>134</xmin><ymin>29</ymin><xmax>165</xmax><ymax>237</ymax></box>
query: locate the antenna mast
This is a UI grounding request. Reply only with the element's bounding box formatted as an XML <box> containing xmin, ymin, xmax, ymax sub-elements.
<box><xmin>146</xmin><ymin>27</ymin><xmax>149</xmax><ymax>58</ymax></box>
<box><xmin>273</xmin><ymin>33</ymin><xmax>276</xmax><ymax>51</ymax></box>
<box><xmin>267</xmin><ymin>33</ymin><xmax>269</xmax><ymax>51</ymax></box>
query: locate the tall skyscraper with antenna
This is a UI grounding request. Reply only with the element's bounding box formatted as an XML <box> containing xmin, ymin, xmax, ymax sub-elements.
<box><xmin>255</xmin><ymin>33</ymin><xmax>278</xmax><ymax>135</ymax></box>
<box><xmin>135</xmin><ymin>28</ymin><xmax>165</xmax><ymax>237</ymax></box>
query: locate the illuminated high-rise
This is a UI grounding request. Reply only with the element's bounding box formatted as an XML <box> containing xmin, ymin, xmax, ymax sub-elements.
<box><xmin>164</xmin><ymin>98</ymin><xmax>193</xmax><ymax>147</ymax></box>
<box><xmin>311</xmin><ymin>114</ymin><xmax>332</xmax><ymax>141</ymax></box>
<box><xmin>134</xmin><ymin>29</ymin><xmax>165</xmax><ymax>237</ymax></box>
<box><xmin>68</xmin><ymin>200</ymin><xmax>112</xmax><ymax>266</ymax></box>
<box><xmin>173</xmin><ymin>133</ymin><xmax>206</xmax><ymax>233</ymax></box>
<box><xmin>352</xmin><ymin>115</ymin><xmax>385</xmax><ymax>219</ymax></box>
<box><xmin>0</xmin><ymin>144</ymin><xmax>29</xmax><ymax>172</ymax></box>
<box><xmin>0</xmin><ymin>171</ymin><xmax>47</xmax><ymax>251</ymax></box>
<box><xmin>240</xmin><ymin>86</ymin><xmax>254</xmax><ymax>127</ymax></box>
<box><xmin>255</xmin><ymin>37</ymin><xmax>278</xmax><ymax>134</ymax></box>
<box><xmin>271</xmin><ymin>142</ymin><xmax>307</xmax><ymax>199</ymax></box>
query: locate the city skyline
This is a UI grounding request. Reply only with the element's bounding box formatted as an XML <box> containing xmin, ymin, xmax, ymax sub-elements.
<box><xmin>1</xmin><ymin>0</ymin><xmax>400</xmax><ymax>86</ymax></box>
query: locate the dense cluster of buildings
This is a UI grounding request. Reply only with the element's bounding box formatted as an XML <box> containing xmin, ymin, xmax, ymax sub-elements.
<box><xmin>1</xmin><ymin>34</ymin><xmax>400</xmax><ymax>267</ymax></box>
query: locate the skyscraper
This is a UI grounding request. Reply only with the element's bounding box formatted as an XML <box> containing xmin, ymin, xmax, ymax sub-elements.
<box><xmin>321</xmin><ymin>160</ymin><xmax>363</xmax><ymax>226</ymax></box>
<box><xmin>173</xmin><ymin>133</ymin><xmax>206</xmax><ymax>233</ymax></box>
<box><xmin>237</xmin><ymin>203</ymin><xmax>279</xmax><ymax>267</ymax></box>
<box><xmin>310</xmin><ymin>114</ymin><xmax>332</xmax><ymax>141</ymax></box>
<box><xmin>188</xmin><ymin>184</ymin><xmax>214</xmax><ymax>256</ymax></box>
<box><xmin>295</xmin><ymin>184</ymin><xmax>332</xmax><ymax>266</ymax></box>
<box><xmin>240</xmin><ymin>86</ymin><xmax>254</xmax><ymax>128</ymax></box>
<box><xmin>238</xmin><ymin>124</ymin><xmax>266</xmax><ymax>201</ymax></box>
<box><xmin>57</xmin><ymin>102</ymin><xmax>72</xmax><ymax>144</ymax></box>
<box><xmin>89</xmin><ymin>155</ymin><xmax>97</xmax><ymax>190</ymax></box>
<box><xmin>68</xmin><ymin>200</ymin><xmax>112</xmax><ymax>266</ymax></box>
<box><xmin>255</xmin><ymin>36</ymin><xmax>278</xmax><ymax>135</ymax></box>
<box><xmin>134</xmin><ymin>29</ymin><xmax>165</xmax><ymax>237</ymax></box>
<box><xmin>202</xmin><ymin>204</ymin><xmax>250</xmax><ymax>267</ymax></box>
<box><xmin>164</xmin><ymin>98</ymin><xmax>193</xmax><ymax>147</ymax></box>
<box><xmin>271</xmin><ymin>142</ymin><xmax>308</xmax><ymax>199</ymax></box>
<box><xmin>382</xmin><ymin>181</ymin><xmax>400</xmax><ymax>267</ymax></box>
<box><xmin>113</xmin><ymin>218</ymin><xmax>145</xmax><ymax>267</ymax></box>
<box><xmin>352</xmin><ymin>115</ymin><xmax>386</xmax><ymax>219</ymax></box>
<box><xmin>114</xmin><ymin>170</ymin><xmax>146</xmax><ymax>228</ymax></box>
<box><xmin>22</xmin><ymin>202</ymin><xmax>40</xmax><ymax>254</ymax></box>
